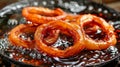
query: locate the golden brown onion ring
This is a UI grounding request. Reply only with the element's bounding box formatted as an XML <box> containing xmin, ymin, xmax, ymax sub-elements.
<box><xmin>78</xmin><ymin>14</ymin><xmax>117</xmax><ymax>50</ymax></box>
<box><xmin>22</xmin><ymin>7</ymin><xmax>66</xmax><ymax>24</ymax></box>
<box><xmin>35</xmin><ymin>20</ymin><xmax>84</xmax><ymax>58</ymax></box>
<box><xmin>8</xmin><ymin>24</ymin><xmax>37</xmax><ymax>48</ymax></box>
<box><xmin>62</xmin><ymin>14</ymin><xmax>79</xmax><ymax>23</ymax></box>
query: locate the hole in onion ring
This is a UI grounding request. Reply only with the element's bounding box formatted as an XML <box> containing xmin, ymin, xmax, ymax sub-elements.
<box><xmin>83</xmin><ymin>21</ymin><xmax>106</xmax><ymax>41</ymax></box>
<box><xmin>51</xmin><ymin>33</ymin><xmax>74</xmax><ymax>50</ymax></box>
<box><xmin>19</xmin><ymin>32</ymin><xmax>34</xmax><ymax>41</ymax></box>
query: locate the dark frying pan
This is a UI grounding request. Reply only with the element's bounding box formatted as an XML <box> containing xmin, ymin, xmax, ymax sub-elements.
<box><xmin>0</xmin><ymin>0</ymin><xmax>120</xmax><ymax>67</ymax></box>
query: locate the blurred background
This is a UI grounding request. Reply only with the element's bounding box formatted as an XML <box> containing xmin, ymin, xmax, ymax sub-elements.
<box><xmin>0</xmin><ymin>0</ymin><xmax>120</xmax><ymax>12</ymax></box>
<box><xmin>93</xmin><ymin>0</ymin><xmax>120</xmax><ymax>12</ymax></box>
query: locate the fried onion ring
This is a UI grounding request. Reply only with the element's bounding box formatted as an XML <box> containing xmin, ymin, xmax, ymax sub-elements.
<box><xmin>8</xmin><ymin>24</ymin><xmax>37</xmax><ymax>48</ymax></box>
<box><xmin>22</xmin><ymin>7</ymin><xmax>66</xmax><ymax>24</ymax></box>
<box><xmin>35</xmin><ymin>21</ymin><xmax>84</xmax><ymax>58</ymax></box>
<box><xmin>78</xmin><ymin>14</ymin><xmax>117</xmax><ymax>50</ymax></box>
<box><xmin>62</xmin><ymin>14</ymin><xmax>79</xmax><ymax>23</ymax></box>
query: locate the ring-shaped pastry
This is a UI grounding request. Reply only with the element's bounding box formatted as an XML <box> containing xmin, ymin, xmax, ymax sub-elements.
<box><xmin>8</xmin><ymin>24</ymin><xmax>37</xmax><ymax>48</ymax></box>
<box><xmin>35</xmin><ymin>20</ymin><xmax>84</xmax><ymax>58</ymax></box>
<box><xmin>78</xmin><ymin>14</ymin><xmax>117</xmax><ymax>50</ymax></box>
<box><xmin>22</xmin><ymin>7</ymin><xmax>66</xmax><ymax>24</ymax></box>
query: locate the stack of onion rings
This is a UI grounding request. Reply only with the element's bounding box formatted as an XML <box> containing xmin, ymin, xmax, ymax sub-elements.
<box><xmin>8</xmin><ymin>7</ymin><xmax>117</xmax><ymax>58</ymax></box>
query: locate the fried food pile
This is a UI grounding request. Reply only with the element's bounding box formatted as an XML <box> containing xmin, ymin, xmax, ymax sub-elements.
<box><xmin>8</xmin><ymin>7</ymin><xmax>116</xmax><ymax>58</ymax></box>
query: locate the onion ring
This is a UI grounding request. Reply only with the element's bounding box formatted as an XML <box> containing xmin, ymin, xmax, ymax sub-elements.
<box><xmin>22</xmin><ymin>7</ymin><xmax>66</xmax><ymax>24</ymax></box>
<box><xmin>8</xmin><ymin>24</ymin><xmax>37</xmax><ymax>48</ymax></box>
<box><xmin>35</xmin><ymin>20</ymin><xmax>84</xmax><ymax>58</ymax></box>
<box><xmin>78</xmin><ymin>14</ymin><xmax>117</xmax><ymax>50</ymax></box>
<box><xmin>62</xmin><ymin>14</ymin><xmax>79</xmax><ymax>23</ymax></box>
